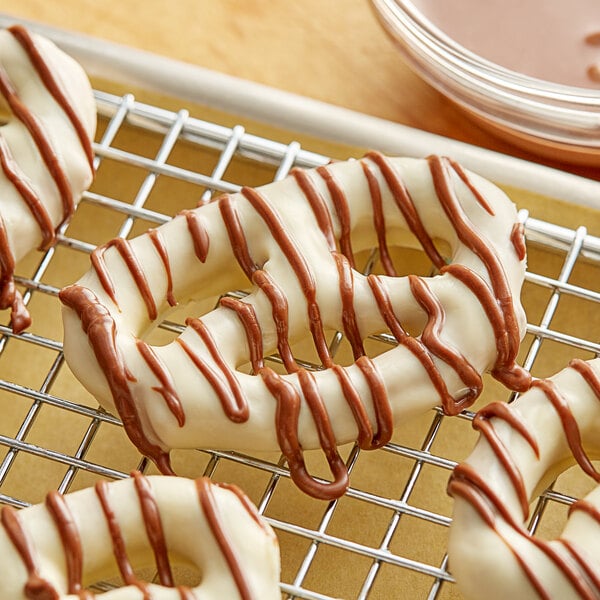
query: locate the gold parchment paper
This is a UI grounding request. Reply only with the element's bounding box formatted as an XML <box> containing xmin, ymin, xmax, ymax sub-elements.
<box><xmin>1</xmin><ymin>80</ymin><xmax>599</xmax><ymax>599</ymax></box>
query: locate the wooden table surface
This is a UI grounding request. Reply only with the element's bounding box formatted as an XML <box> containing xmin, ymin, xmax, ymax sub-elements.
<box><xmin>3</xmin><ymin>0</ymin><xmax>599</xmax><ymax>180</ymax></box>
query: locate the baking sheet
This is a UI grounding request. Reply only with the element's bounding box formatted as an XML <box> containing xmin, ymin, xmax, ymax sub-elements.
<box><xmin>0</xmin><ymin>80</ymin><xmax>597</xmax><ymax>600</ymax></box>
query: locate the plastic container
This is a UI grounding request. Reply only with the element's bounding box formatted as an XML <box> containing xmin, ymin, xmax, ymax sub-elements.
<box><xmin>370</xmin><ymin>0</ymin><xmax>600</xmax><ymax>166</ymax></box>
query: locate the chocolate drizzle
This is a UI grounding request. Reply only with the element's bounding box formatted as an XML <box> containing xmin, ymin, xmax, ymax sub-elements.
<box><xmin>196</xmin><ymin>478</ymin><xmax>255</xmax><ymax>600</ymax></box>
<box><xmin>148</xmin><ymin>229</ymin><xmax>177</xmax><ymax>307</ymax></box>
<box><xmin>448</xmin><ymin>359</ymin><xmax>600</xmax><ymax>598</ymax></box>
<box><xmin>183</xmin><ymin>316</ymin><xmax>249</xmax><ymax>423</ymax></box>
<box><xmin>240</xmin><ymin>186</ymin><xmax>333</xmax><ymax>368</ymax></box>
<box><xmin>0</xmin><ymin>26</ymin><xmax>94</xmax><ymax>332</ymax></box>
<box><xmin>182</xmin><ymin>209</ymin><xmax>210</xmax><ymax>263</ymax></box>
<box><xmin>1</xmin><ymin>505</ymin><xmax>58</xmax><ymax>600</ymax></box>
<box><xmin>62</xmin><ymin>154</ymin><xmax>529</xmax><ymax>499</ymax></box>
<box><xmin>59</xmin><ymin>285</ymin><xmax>174</xmax><ymax>476</ymax></box>
<box><xmin>1</xmin><ymin>473</ymin><xmax>263</xmax><ymax>599</ymax></box>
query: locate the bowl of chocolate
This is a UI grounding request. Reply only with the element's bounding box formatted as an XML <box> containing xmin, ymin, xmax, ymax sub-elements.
<box><xmin>370</xmin><ymin>0</ymin><xmax>600</xmax><ymax>166</ymax></box>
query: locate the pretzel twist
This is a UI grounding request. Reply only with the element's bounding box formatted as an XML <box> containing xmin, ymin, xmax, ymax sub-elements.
<box><xmin>0</xmin><ymin>25</ymin><xmax>95</xmax><ymax>332</ymax></box>
<box><xmin>0</xmin><ymin>473</ymin><xmax>280</xmax><ymax>599</ymax></box>
<box><xmin>60</xmin><ymin>153</ymin><xmax>529</xmax><ymax>499</ymax></box>
<box><xmin>448</xmin><ymin>358</ymin><xmax>600</xmax><ymax>599</ymax></box>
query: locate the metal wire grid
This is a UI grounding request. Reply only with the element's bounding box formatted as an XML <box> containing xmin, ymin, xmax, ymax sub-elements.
<box><xmin>0</xmin><ymin>88</ymin><xmax>597</xmax><ymax>599</ymax></box>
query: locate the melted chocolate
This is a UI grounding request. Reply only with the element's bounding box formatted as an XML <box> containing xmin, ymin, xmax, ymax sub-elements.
<box><xmin>409</xmin><ymin>273</ymin><xmax>482</xmax><ymax>412</ymax></box>
<box><xmin>45</xmin><ymin>492</ymin><xmax>83</xmax><ymax>594</ymax></box>
<box><xmin>252</xmin><ymin>268</ymin><xmax>297</xmax><ymax>373</ymax></box>
<box><xmin>511</xmin><ymin>222</ymin><xmax>527</xmax><ymax>262</ymax></box>
<box><xmin>131</xmin><ymin>471</ymin><xmax>174</xmax><ymax>587</ymax></box>
<box><xmin>62</xmin><ymin>154</ymin><xmax>529</xmax><ymax>500</ymax></box>
<box><xmin>360</xmin><ymin>159</ymin><xmax>396</xmax><ymax>276</ymax></box>
<box><xmin>219</xmin><ymin>296</ymin><xmax>264</xmax><ymax>373</ymax></box>
<box><xmin>290</xmin><ymin>168</ymin><xmax>336</xmax><ymax>252</ymax></box>
<box><xmin>1</xmin><ymin>505</ymin><xmax>58</xmax><ymax>600</ymax></box>
<box><xmin>241</xmin><ymin>186</ymin><xmax>332</xmax><ymax>368</ymax></box>
<box><xmin>334</xmin><ymin>252</ymin><xmax>365</xmax><ymax>360</ymax></box>
<box><xmin>0</xmin><ymin>26</ymin><xmax>93</xmax><ymax>333</ymax></box>
<box><xmin>136</xmin><ymin>340</ymin><xmax>185</xmax><ymax>426</ymax></box>
<box><xmin>317</xmin><ymin>166</ymin><xmax>355</xmax><ymax>268</ymax></box>
<box><xmin>1</xmin><ymin>472</ymin><xmax>259</xmax><ymax>599</ymax></box>
<box><xmin>0</xmin><ymin>37</ymin><xmax>71</xmax><ymax>224</ymax></box>
<box><xmin>448</xmin><ymin>359</ymin><xmax>600</xmax><ymax>598</ymax></box>
<box><xmin>184</xmin><ymin>317</ymin><xmax>249</xmax><ymax>423</ymax></box>
<box><xmin>59</xmin><ymin>285</ymin><xmax>174</xmax><ymax>475</ymax></box>
<box><xmin>148</xmin><ymin>229</ymin><xmax>177</xmax><ymax>307</ymax></box>
<box><xmin>196</xmin><ymin>477</ymin><xmax>255</xmax><ymax>600</ymax></box>
<box><xmin>181</xmin><ymin>209</ymin><xmax>210</xmax><ymax>263</ymax></box>
<box><xmin>9</xmin><ymin>26</ymin><xmax>94</xmax><ymax>173</ymax></box>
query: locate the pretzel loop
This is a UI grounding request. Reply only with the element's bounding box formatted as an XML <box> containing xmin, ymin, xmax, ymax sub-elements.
<box><xmin>448</xmin><ymin>358</ymin><xmax>600</xmax><ymax>599</ymax></box>
<box><xmin>60</xmin><ymin>154</ymin><xmax>529</xmax><ymax>499</ymax></box>
<box><xmin>0</xmin><ymin>26</ymin><xmax>95</xmax><ymax>331</ymax></box>
<box><xmin>0</xmin><ymin>473</ymin><xmax>280</xmax><ymax>599</ymax></box>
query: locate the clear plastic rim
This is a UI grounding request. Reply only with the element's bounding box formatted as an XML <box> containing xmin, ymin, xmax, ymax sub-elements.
<box><xmin>371</xmin><ymin>0</ymin><xmax>600</xmax><ymax>148</ymax></box>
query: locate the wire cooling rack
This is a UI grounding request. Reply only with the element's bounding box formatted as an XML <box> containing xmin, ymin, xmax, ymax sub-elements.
<box><xmin>0</xmin><ymin>88</ymin><xmax>599</xmax><ymax>600</ymax></box>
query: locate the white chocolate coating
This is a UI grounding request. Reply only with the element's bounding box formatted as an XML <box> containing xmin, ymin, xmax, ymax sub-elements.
<box><xmin>60</xmin><ymin>153</ymin><xmax>528</xmax><ymax>499</ymax></box>
<box><xmin>448</xmin><ymin>358</ymin><xmax>600</xmax><ymax>599</ymax></box>
<box><xmin>0</xmin><ymin>473</ymin><xmax>280</xmax><ymax>599</ymax></box>
<box><xmin>0</xmin><ymin>25</ymin><xmax>96</xmax><ymax>331</ymax></box>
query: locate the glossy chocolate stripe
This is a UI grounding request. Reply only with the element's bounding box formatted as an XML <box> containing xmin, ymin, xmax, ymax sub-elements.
<box><xmin>110</xmin><ymin>238</ymin><xmax>157</xmax><ymax>321</ymax></box>
<box><xmin>196</xmin><ymin>478</ymin><xmax>254</xmax><ymax>600</ymax></box>
<box><xmin>136</xmin><ymin>340</ymin><xmax>185</xmax><ymax>427</ymax></box>
<box><xmin>59</xmin><ymin>285</ymin><xmax>174</xmax><ymax>475</ymax></box>
<box><xmin>216</xmin><ymin>482</ymin><xmax>273</xmax><ymax>535</ymax></box>
<box><xmin>366</xmin><ymin>151</ymin><xmax>445</xmax><ymax>269</ymax></box>
<box><xmin>1</xmin><ymin>505</ymin><xmax>57</xmax><ymax>599</ymax></box>
<box><xmin>148</xmin><ymin>229</ymin><xmax>177</xmax><ymax>307</ymax></box>
<box><xmin>185</xmin><ymin>316</ymin><xmax>249</xmax><ymax>422</ymax></box>
<box><xmin>297</xmin><ymin>368</ymin><xmax>349</xmax><ymax>498</ymax></box>
<box><xmin>360</xmin><ymin>159</ymin><xmax>396</xmax><ymax>276</ymax></box>
<box><xmin>182</xmin><ymin>209</ymin><xmax>210</xmax><ymax>263</ymax></box>
<box><xmin>560</xmin><ymin>538</ymin><xmax>600</xmax><ymax>594</ymax></box>
<box><xmin>447</xmin><ymin>157</ymin><xmax>494</xmax><ymax>216</ymax></box>
<box><xmin>241</xmin><ymin>186</ymin><xmax>332</xmax><ymax>367</ymax></box>
<box><xmin>0</xmin><ymin>55</ymin><xmax>74</xmax><ymax>225</ymax></box>
<box><xmin>259</xmin><ymin>366</ymin><xmax>315</xmax><ymax>493</ymax></box>
<box><xmin>291</xmin><ymin>167</ymin><xmax>336</xmax><ymax>252</ymax></box>
<box><xmin>532</xmin><ymin>378</ymin><xmax>600</xmax><ymax>482</ymax></box>
<box><xmin>177</xmin><ymin>336</ymin><xmax>247</xmax><ymax>425</ymax></box>
<box><xmin>45</xmin><ymin>491</ymin><xmax>83</xmax><ymax>594</ymax></box>
<box><xmin>367</xmin><ymin>273</ymin><xmax>456</xmax><ymax>411</ymax></box>
<box><xmin>355</xmin><ymin>356</ymin><xmax>393</xmax><ymax>448</ymax></box>
<box><xmin>219</xmin><ymin>194</ymin><xmax>258</xmax><ymax>280</ymax></box>
<box><xmin>90</xmin><ymin>245</ymin><xmax>118</xmax><ymax>307</ymax></box>
<box><xmin>95</xmin><ymin>480</ymin><xmax>137</xmax><ymax>585</ymax></box>
<box><xmin>334</xmin><ymin>252</ymin><xmax>364</xmax><ymax>360</ymax></box>
<box><xmin>427</xmin><ymin>155</ymin><xmax>529</xmax><ymax>391</ymax></box>
<box><xmin>92</xmin><ymin>238</ymin><xmax>158</xmax><ymax>321</ymax></box>
<box><xmin>219</xmin><ymin>296</ymin><xmax>264</xmax><ymax>373</ymax></box>
<box><xmin>441</xmin><ymin>264</ymin><xmax>513</xmax><ymax>381</ymax></box>
<box><xmin>132</xmin><ymin>472</ymin><xmax>174</xmax><ymax>587</ymax></box>
<box><xmin>511</xmin><ymin>222</ymin><xmax>527</xmax><ymax>262</ymax></box>
<box><xmin>252</xmin><ymin>269</ymin><xmax>297</xmax><ymax>373</ymax></box>
<box><xmin>331</xmin><ymin>363</ymin><xmax>376</xmax><ymax>450</ymax></box>
<box><xmin>0</xmin><ymin>135</ymin><xmax>55</xmax><ymax>250</ymax></box>
<box><xmin>9</xmin><ymin>25</ymin><xmax>94</xmax><ymax>173</ymax></box>
<box><xmin>317</xmin><ymin>165</ymin><xmax>355</xmax><ymax>268</ymax></box>
<box><xmin>409</xmin><ymin>274</ymin><xmax>482</xmax><ymax>414</ymax></box>
<box><xmin>472</xmin><ymin>406</ymin><xmax>531</xmax><ymax>520</ymax></box>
